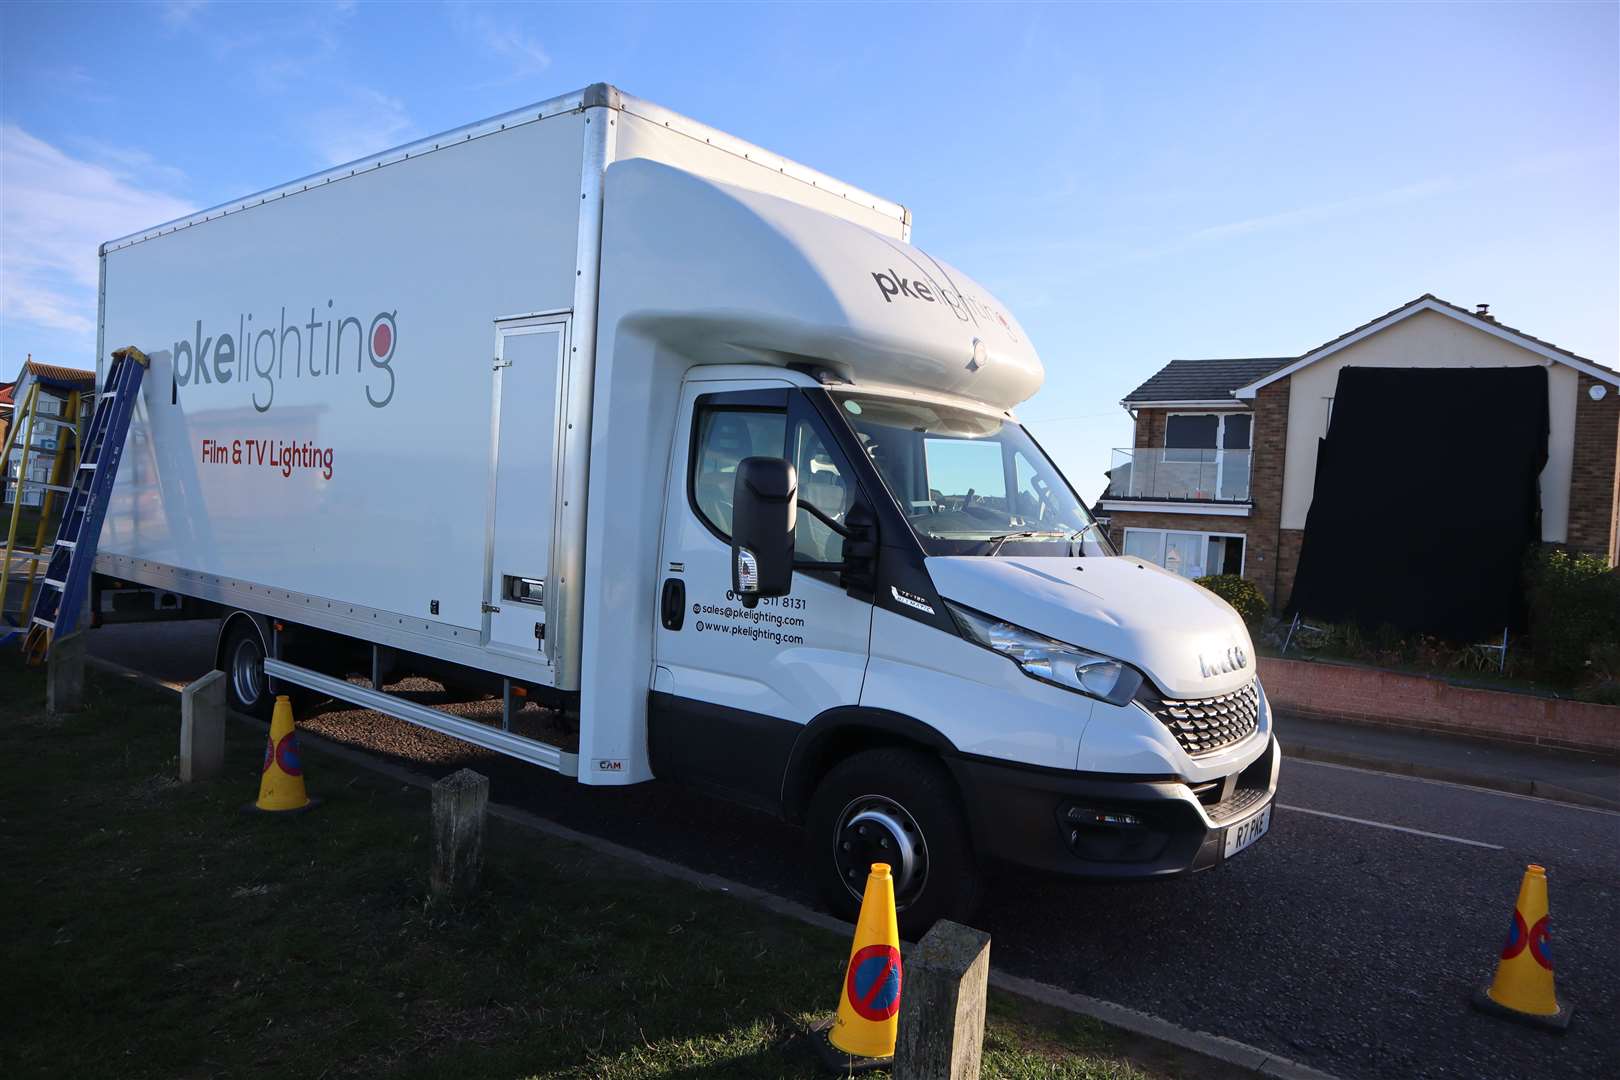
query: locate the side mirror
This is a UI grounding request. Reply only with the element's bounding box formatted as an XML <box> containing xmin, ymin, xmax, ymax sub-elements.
<box><xmin>731</xmin><ymin>457</ymin><xmax>797</xmax><ymax>600</ymax></box>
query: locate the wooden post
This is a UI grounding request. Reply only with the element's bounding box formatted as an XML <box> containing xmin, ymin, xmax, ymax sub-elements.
<box><xmin>430</xmin><ymin>768</ymin><xmax>489</xmax><ymax>901</ymax></box>
<box><xmin>894</xmin><ymin>920</ymin><xmax>992</xmax><ymax>1080</ymax></box>
<box><xmin>46</xmin><ymin>629</ymin><xmax>85</xmax><ymax>716</ymax></box>
<box><xmin>179</xmin><ymin>670</ymin><xmax>226</xmax><ymax>782</ymax></box>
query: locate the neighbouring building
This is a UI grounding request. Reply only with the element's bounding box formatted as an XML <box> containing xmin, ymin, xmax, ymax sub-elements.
<box><xmin>1097</xmin><ymin>295</ymin><xmax>1620</xmax><ymax>615</ymax></box>
<box><xmin>1</xmin><ymin>359</ymin><xmax>96</xmax><ymax>509</ymax></box>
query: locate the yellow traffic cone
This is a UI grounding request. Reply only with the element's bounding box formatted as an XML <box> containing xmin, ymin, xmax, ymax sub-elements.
<box><xmin>250</xmin><ymin>695</ymin><xmax>313</xmax><ymax>813</ymax></box>
<box><xmin>1472</xmin><ymin>864</ymin><xmax>1571</xmax><ymax>1031</ymax></box>
<box><xmin>824</xmin><ymin>862</ymin><xmax>902</xmax><ymax>1064</ymax></box>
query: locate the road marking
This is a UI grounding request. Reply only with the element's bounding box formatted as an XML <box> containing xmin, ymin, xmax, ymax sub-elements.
<box><xmin>1277</xmin><ymin>804</ymin><xmax>1504</xmax><ymax>849</ymax></box>
<box><xmin>1289</xmin><ymin>758</ymin><xmax>1620</xmax><ymax>817</ymax></box>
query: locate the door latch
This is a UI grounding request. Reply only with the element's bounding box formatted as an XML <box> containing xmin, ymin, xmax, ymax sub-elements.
<box><xmin>482</xmin><ymin>601</ymin><xmax>501</xmax><ymax>614</ymax></box>
<box><xmin>660</xmin><ymin>578</ymin><xmax>686</xmax><ymax>631</ymax></box>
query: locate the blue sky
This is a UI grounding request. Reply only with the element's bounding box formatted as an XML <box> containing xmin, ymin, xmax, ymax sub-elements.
<box><xmin>2</xmin><ymin>1</ymin><xmax>1615</xmax><ymax>497</ymax></box>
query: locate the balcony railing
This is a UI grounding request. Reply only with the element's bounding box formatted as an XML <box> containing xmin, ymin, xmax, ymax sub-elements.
<box><xmin>1106</xmin><ymin>448</ymin><xmax>1252</xmax><ymax>503</ymax></box>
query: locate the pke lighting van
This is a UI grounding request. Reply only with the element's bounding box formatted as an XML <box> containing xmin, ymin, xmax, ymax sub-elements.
<box><xmin>95</xmin><ymin>84</ymin><xmax>1277</xmax><ymax>931</ymax></box>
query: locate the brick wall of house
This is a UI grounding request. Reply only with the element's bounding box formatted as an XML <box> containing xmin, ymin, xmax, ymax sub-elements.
<box><xmin>1244</xmin><ymin>378</ymin><xmax>1291</xmax><ymax>607</ymax></box>
<box><xmin>1275</xmin><ymin>528</ymin><xmax>1306</xmax><ymax>609</ymax></box>
<box><xmin>1133</xmin><ymin>409</ymin><xmax>1165</xmax><ymax>448</ymax></box>
<box><xmin>1566</xmin><ymin>372</ymin><xmax>1620</xmax><ymax>565</ymax></box>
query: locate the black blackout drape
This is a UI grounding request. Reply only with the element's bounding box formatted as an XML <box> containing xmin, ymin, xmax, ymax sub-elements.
<box><xmin>1286</xmin><ymin>367</ymin><xmax>1548</xmax><ymax>640</ymax></box>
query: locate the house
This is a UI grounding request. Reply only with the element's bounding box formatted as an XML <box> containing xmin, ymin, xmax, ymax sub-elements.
<box><xmin>0</xmin><ymin>381</ymin><xmax>14</xmax><ymax>451</ymax></box>
<box><xmin>1</xmin><ymin>359</ymin><xmax>96</xmax><ymax>509</ymax></box>
<box><xmin>1098</xmin><ymin>295</ymin><xmax>1620</xmax><ymax>621</ymax></box>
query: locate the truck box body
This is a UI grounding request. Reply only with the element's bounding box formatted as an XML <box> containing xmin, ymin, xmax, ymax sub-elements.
<box><xmin>94</xmin><ymin>84</ymin><xmax>1278</xmax><ymax>931</ymax></box>
<box><xmin>98</xmin><ymin>85</ymin><xmax>911</xmax><ymax>701</ymax></box>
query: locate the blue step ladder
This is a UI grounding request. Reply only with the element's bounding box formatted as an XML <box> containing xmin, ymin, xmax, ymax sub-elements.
<box><xmin>20</xmin><ymin>346</ymin><xmax>148</xmax><ymax>663</ymax></box>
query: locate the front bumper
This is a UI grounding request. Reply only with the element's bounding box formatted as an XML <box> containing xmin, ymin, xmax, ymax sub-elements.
<box><xmin>947</xmin><ymin>734</ymin><xmax>1280</xmax><ymax>879</ymax></box>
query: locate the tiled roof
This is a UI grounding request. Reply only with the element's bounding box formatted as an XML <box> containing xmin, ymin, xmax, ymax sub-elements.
<box><xmin>1122</xmin><ymin>357</ymin><xmax>1292</xmax><ymax>404</ymax></box>
<box><xmin>19</xmin><ymin>361</ymin><xmax>96</xmax><ymax>389</ymax></box>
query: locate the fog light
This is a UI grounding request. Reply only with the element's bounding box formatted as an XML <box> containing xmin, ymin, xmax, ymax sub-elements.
<box><xmin>1064</xmin><ymin>806</ymin><xmax>1141</xmax><ymax>828</ymax></box>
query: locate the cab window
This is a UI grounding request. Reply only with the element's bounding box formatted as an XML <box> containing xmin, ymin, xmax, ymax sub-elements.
<box><xmin>690</xmin><ymin>406</ymin><xmax>786</xmax><ymax>538</ymax></box>
<box><xmin>793</xmin><ymin>419</ymin><xmax>849</xmax><ymax>562</ymax></box>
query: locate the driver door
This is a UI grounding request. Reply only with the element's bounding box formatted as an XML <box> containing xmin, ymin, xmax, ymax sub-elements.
<box><xmin>650</xmin><ymin>381</ymin><xmax>873</xmax><ymax>809</ymax></box>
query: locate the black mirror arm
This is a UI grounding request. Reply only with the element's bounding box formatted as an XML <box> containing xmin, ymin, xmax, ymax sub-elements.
<box><xmin>797</xmin><ymin>499</ymin><xmax>850</xmax><ymax>537</ymax></box>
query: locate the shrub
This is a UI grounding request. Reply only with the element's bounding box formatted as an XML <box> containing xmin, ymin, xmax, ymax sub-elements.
<box><xmin>1195</xmin><ymin>574</ymin><xmax>1268</xmax><ymax>624</ymax></box>
<box><xmin>1526</xmin><ymin>548</ymin><xmax>1620</xmax><ymax>686</ymax></box>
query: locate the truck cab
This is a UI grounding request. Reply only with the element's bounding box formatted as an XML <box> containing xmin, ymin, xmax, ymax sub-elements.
<box><xmin>642</xmin><ymin>367</ymin><xmax>1277</xmax><ymax>929</ymax></box>
<box><xmin>573</xmin><ymin>157</ymin><xmax>1277</xmax><ymax>931</ymax></box>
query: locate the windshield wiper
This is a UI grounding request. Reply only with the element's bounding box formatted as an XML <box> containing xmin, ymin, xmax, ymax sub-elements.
<box><xmin>984</xmin><ymin>530</ymin><xmax>1066</xmax><ymax>556</ymax></box>
<box><xmin>982</xmin><ymin>522</ymin><xmax>1104</xmax><ymax>557</ymax></box>
<box><xmin>1065</xmin><ymin>521</ymin><xmax>1104</xmax><ymax>556</ymax></box>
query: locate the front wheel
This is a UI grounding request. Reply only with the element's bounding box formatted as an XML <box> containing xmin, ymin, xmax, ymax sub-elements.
<box><xmin>805</xmin><ymin>748</ymin><xmax>982</xmax><ymax>938</ymax></box>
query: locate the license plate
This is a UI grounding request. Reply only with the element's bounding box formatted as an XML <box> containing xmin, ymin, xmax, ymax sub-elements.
<box><xmin>1224</xmin><ymin>804</ymin><xmax>1271</xmax><ymax>859</ymax></box>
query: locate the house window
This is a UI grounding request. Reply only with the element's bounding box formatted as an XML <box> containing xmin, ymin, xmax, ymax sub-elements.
<box><xmin>1123</xmin><ymin>528</ymin><xmax>1246</xmax><ymax>580</ymax></box>
<box><xmin>1163</xmin><ymin>412</ymin><xmax>1252</xmax><ymax>501</ymax></box>
<box><xmin>1165</xmin><ymin>412</ymin><xmax>1251</xmax><ymax>457</ymax></box>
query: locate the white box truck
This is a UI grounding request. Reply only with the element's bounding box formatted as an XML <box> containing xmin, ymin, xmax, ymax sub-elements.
<box><xmin>94</xmin><ymin>83</ymin><xmax>1277</xmax><ymax>931</ymax></box>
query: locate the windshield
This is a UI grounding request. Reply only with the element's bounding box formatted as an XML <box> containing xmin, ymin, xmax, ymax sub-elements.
<box><xmin>833</xmin><ymin>391</ymin><xmax>1112</xmax><ymax>557</ymax></box>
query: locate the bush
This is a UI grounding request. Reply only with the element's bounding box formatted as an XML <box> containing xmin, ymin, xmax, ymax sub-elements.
<box><xmin>1195</xmin><ymin>574</ymin><xmax>1268</xmax><ymax>624</ymax></box>
<box><xmin>1526</xmin><ymin>548</ymin><xmax>1620</xmax><ymax>686</ymax></box>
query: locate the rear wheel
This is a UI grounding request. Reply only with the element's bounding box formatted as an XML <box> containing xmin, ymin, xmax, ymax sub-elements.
<box><xmin>222</xmin><ymin>619</ymin><xmax>273</xmax><ymax>720</ymax></box>
<box><xmin>805</xmin><ymin>748</ymin><xmax>981</xmax><ymax>938</ymax></box>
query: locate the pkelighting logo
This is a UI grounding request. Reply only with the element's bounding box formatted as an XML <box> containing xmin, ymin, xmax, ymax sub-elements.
<box><xmin>172</xmin><ymin>302</ymin><xmax>398</xmax><ymax>412</ymax></box>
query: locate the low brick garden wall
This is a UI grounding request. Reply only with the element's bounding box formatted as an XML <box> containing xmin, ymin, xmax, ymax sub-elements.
<box><xmin>1258</xmin><ymin>656</ymin><xmax>1620</xmax><ymax>756</ymax></box>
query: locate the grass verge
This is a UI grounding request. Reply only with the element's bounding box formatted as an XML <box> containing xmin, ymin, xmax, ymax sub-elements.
<box><xmin>0</xmin><ymin>654</ymin><xmax>1221</xmax><ymax>1079</ymax></box>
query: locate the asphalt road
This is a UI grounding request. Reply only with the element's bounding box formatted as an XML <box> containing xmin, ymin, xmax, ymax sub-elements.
<box><xmin>89</xmin><ymin>621</ymin><xmax>1620</xmax><ymax>1080</ymax></box>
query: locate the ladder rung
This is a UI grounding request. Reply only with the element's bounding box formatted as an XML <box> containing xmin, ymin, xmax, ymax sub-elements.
<box><xmin>12</xmin><ymin>480</ymin><xmax>72</xmax><ymax>493</ymax></box>
<box><xmin>32</xmin><ymin>617</ymin><xmax>55</xmax><ymax>630</ymax></box>
<box><xmin>79</xmin><ymin>462</ymin><xmax>97</xmax><ymax>470</ymax></box>
<box><xmin>55</xmin><ymin>539</ymin><xmax>76</xmax><ymax>551</ymax></box>
<box><xmin>42</xmin><ymin>578</ymin><xmax>64</xmax><ymax>589</ymax></box>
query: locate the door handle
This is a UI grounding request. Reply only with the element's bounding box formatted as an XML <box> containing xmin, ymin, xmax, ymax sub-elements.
<box><xmin>660</xmin><ymin>578</ymin><xmax>686</xmax><ymax>631</ymax></box>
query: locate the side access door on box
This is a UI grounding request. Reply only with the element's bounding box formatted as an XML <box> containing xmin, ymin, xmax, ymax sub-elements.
<box><xmin>484</xmin><ymin>315</ymin><xmax>568</xmax><ymax>664</ymax></box>
<box><xmin>651</xmin><ymin>380</ymin><xmax>872</xmax><ymax>810</ymax></box>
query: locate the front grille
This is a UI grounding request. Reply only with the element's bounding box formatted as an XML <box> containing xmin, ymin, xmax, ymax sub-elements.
<box><xmin>1140</xmin><ymin>679</ymin><xmax>1260</xmax><ymax>756</ymax></box>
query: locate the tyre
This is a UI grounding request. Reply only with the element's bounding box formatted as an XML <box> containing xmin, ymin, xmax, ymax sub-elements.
<box><xmin>221</xmin><ymin>618</ymin><xmax>273</xmax><ymax>720</ymax></box>
<box><xmin>805</xmin><ymin>748</ymin><xmax>981</xmax><ymax>938</ymax></box>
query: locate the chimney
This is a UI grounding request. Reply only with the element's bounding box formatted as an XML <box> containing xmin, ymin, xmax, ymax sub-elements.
<box><xmin>1475</xmin><ymin>303</ymin><xmax>1494</xmax><ymax>322</ymax></box>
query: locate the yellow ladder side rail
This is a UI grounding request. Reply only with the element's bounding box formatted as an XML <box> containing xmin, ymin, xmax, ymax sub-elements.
<box><xmin>1</xmin><ymin>381</ymin><xmax>44</xmax><ymax>613</ymax></box>
<box><xmin>17</xmin><ymin>388</ymin><xmax>82</xmax><ymax>617</ymax></box>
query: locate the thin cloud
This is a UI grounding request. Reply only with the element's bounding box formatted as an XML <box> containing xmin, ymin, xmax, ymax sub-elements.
<box><xmin>308</xmin><ymin>89</ymin><xmax>417</xmax><ymax>166</ymax></box>
<box><xmin>0</xmin><ymin>126</ymin><xmax>193</xmax><ymax>342</ymax></box>
<box><xmin>160</xmin><ymin>1</ymin><xmax>354</xmax><ymax>92</ymax></box>
<box><xmin>1184</xmin><ymin>178</ymin><xmax>1456</xmax><ymax>245</ymax></box>
<box><xmin>450</xmin><ymin>3</ymin><xmax>551</xmax><ymax>83</ymax></box>
<box><xmin>161</xmin><ymin>0</ymin><xmax>209</xmax><ymax>28</ymax></box>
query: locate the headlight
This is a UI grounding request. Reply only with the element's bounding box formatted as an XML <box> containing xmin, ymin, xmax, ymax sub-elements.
<box><xmin>946</xmin><ymin>601</ymin><xmax>1144</xmax><ymax>706</ymax></box>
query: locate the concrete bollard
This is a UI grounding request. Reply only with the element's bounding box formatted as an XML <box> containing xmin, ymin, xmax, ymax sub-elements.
<box><xmin>894</xmin><ymin>920</ymin><xmax>992</xmax><ymax>1080</ymax></box>
<box><xmin>46</xmin><ymin>629</ymin><xmax>86</xmax><ymax>716</ymax></box>
<box><xmin>430</xmin><ymin>768</ymin><xmax>489</xmax><ymax>901</ymax></box>
<box><xmin>179</xmin><ymin>670</ymin><xmax>227</xmax><ymax>782</ymax></box>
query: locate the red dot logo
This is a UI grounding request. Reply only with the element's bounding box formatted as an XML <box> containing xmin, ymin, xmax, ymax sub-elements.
<box><xmin>371</xmin><ymin>321</ymin><xmax>392</xmax><ymax>358</ymax></box>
